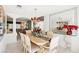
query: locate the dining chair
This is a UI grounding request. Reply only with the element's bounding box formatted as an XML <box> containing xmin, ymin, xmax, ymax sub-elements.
<box><xmin>19</xmin><ymin>32</ymin><xmax>26</xmax><ymax>52</ymax></box>
<box><xmin>62</xmin><ymin>35</ymin><xmax>71</xmax><ymax>49</ymax></box>
<box><xmin>43</xmin><ymin>34</ymin><xmax>65</xmax><ymax>53</ymax></box>
<box><xmin>49</xmin><ymin>35</ymin><xmax>61</xmax><ymax>53</ymax></box>
<box><xmin>47</xmin><ymin>31</ymin><xmax>53</xmax><ymax>39</ymax></box>
<box><xmin>23</xmin><ymin>34</ymin><xmax>40</xmax><ymax>53</ymax></box>
<box><xmin>58</xmin><ymin>35</ymin><xmax>66</xmax><ymax>48</ymax></box>
<box><xmin>42</xmin><ymin>31</ymin><xmax>53</xmax><ymax>41</ymax></box>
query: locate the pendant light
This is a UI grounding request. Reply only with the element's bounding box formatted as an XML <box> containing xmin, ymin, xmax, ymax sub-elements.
<box><xmin>31</xmin><ymin>8</ymin><xmax>38</xmax><ymax>23</ymax></box>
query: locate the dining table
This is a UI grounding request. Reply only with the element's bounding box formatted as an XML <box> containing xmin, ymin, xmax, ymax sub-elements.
<box><xmin>26</xmin><ymin>30</ymin><xmax>49</xmax><ymax>52</ymax></box>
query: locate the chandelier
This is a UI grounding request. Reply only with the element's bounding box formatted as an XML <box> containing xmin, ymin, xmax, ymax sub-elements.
<box><xmin>31</xmin><ymin>8</ymin><xmax>38</xmax><ymax>23</ymax></box>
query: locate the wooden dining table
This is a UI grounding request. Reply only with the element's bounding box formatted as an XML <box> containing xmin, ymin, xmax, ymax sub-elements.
<box><xmin>26</xmin><ymin>31</ymin><xmax>49</xmax><ymax>52</ymax></box>
<box><xmin>27</xmin><ymin>32</ymin><xmax>49</xmax><ymax>46</ymax></box>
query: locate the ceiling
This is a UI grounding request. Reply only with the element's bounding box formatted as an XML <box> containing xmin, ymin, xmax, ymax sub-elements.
<box><xmin>6</xmin><ymin>5</ymin><xmax>78</xmax><ymax>18</ymax></box>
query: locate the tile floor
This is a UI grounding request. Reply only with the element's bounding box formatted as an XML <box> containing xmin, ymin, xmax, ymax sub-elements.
<box><xmin>4</xmin><ymin>40</ymin><xmax>72</xmax><ymax>53</ymax></box>
<box><xmin>5</xmin><ymin>40</ymin><xmax>24</xmax><ymax>53</ymax></box>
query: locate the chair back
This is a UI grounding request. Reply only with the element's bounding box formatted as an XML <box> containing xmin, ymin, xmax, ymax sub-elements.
<box><xmin>49</xmin><ymin>35</ymin><xmax>61</xmax><ymax>52</ymax></box>
<box><xmin>47</xmin><ymin>31</ymin><xmax>53</xmax><ymax>38</ymax></box>
<box><xmin>23</xmin><ymin>34</ymin><xmax>31</xmax><ymax>53</ymax></box>
<box><xmin>19</xmin><ymin>32</ymin><xmax>25</xmax><ymax>43</ymax></box>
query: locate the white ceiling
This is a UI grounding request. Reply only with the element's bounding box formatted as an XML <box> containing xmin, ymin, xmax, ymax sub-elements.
<box><xmin>6</xmin><ymin>5</ymin><xmax>78</xmax><ymax>18</ymax></box>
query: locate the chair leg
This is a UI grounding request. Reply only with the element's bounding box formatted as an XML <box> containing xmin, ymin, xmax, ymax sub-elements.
<box><xmin>23</xmin><ymin>47</ymin><xmax>26</xmax><ymax>53</ymax></box>
<box><xmin>24</xmin><ymin>47</ymin><xmax>28</xmax><ymax>53</ymax></box>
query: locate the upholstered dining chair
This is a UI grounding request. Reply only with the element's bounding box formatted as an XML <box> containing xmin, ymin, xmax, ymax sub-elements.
<box><xmin>47</xmin><ymin>31</ymin><xmax>53</xmax><ymax>39</ymax></box>
<box><xmin>23</xmin><ymin>34</ymin><xmax>40</xmax><ymax>53</ymax></box>
<box><xmin>43</xmin><ymin>34</ymin><xmax>65</xmax><ymax>53</ymax></box>
<box><xmin>19</xmin><ymin>32</ymin><xmax>26</xmax><ymax>52</ymax></box>
<box><xmin>49</xmin><ymin>35</ymin><xmax>61</xmax><ymax>53</ymax></box>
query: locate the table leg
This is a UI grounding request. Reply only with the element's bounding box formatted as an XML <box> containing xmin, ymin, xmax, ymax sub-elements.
<box><xmin>38</xmin><ymin>45</ymin><xmax>44</xmax><ymax>53</ymax></box>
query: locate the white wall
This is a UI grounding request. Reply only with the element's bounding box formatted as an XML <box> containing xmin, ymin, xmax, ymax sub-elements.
<box><xmin>50</xmin><ymin>8</ymin><xmax>76</xmax><ymax>27</ymax></box>
<box><xmin>43</xmin><ymin>15</ymin><xmax>50</xmax><ymax>31</ymax></box>
<box><xmin>71</xmin><ymin>6</ymin><xmax>79</xmax><ymax>52</ymax></box>
<box><xmin>77</xmin><ymin>7</ymin><xmax>79</xmax><ymax>35</ymax></box>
